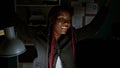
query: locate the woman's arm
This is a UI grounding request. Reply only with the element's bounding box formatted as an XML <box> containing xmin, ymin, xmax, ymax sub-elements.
<box><xmin>75</xmin><ymin>5</ymin><xmax>109</xmax><ymax>41</ymax></box>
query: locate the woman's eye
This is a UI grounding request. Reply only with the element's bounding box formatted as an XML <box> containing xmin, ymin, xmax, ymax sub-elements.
<box><xmin>58</xmin><ymin>18</ymin><xmax>64</xmax><ymax>22</ymax></box>
<box><xmin>57</xmin><ymin>18</ymin><xmax>71</xmax><ymax>24</ymax></box>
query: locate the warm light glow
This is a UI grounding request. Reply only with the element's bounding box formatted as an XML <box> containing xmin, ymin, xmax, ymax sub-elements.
<box><xmin>0</xmin><ymin>30</ymin><xmax>5</xmax><ymax>36</ymax></box>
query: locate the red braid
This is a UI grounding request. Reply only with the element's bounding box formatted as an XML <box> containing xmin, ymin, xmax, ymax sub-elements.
<box><xmin>71</xmin><ymin>28</ymin><xmax>75</xmax><ymax>58</ymax></box>
<box><xmin>49</xmin><ymin>28</ymin><xmax>55</xmax><ymax>68</ymax></box>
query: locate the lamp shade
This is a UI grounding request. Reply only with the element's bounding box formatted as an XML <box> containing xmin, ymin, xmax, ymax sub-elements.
<box><xmin>0</xmin><ymin>26</ymin><xmax>26</xmax><ymax>57</ymax></box>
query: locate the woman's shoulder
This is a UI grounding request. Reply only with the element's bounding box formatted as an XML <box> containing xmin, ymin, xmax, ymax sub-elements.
<box><xmin>29</xmin><ymin>26</ymin><xmax>48</xmax><ymax>38</ymax></box>
<box><xmin>26</xmin><ymin>26</ymin><xmax>48</xmax><ymax>45</ymax></box>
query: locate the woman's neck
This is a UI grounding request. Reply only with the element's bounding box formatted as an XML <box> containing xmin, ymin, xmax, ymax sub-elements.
<box><xmin>54</xmin><ymin>32</ymin><xmax>61</xmax><ymax>41</ymax></box>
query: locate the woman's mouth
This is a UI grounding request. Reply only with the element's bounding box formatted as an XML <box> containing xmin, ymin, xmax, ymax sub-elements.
<box><xmin>61</xmin><ymin>26</ymin><xmax>68</xmax><ymax>32</ymax></box>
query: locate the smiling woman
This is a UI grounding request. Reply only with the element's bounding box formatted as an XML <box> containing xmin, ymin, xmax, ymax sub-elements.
<box><xmin>31</xmin><ymin>3</ymin><xmax>109</xmax><ymax>68</ymax></box>
<box><xmin>14</xmin><ymin>0</ymin><xmax>109</xmax><ymax>68</ymax></box>
<box><xmin>46</xmin><ymin>6</ymin><xmax>75</xmax><ymax>68</ymax></box>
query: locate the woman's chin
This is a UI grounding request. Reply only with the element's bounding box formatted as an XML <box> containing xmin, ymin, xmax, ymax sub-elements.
<box><xmin>61</xmin><ymin>32</ymin><xmax>67</xmax><ymax>35</ymax></box>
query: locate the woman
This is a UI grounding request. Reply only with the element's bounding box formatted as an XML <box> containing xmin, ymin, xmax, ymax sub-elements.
<box><xmin>33</xmin><ymin>6</ymin><xmax>76</xmax><ymax>68</ymax></box>
<box><xmin>15</xmin><ymin>3</ymin><xmax>109</xmax><ymax>68</ymax></box>
<box><xmin>32</xmin><ymin>5</ymin><xmax>109</xmax><ymax>68</ymax></box>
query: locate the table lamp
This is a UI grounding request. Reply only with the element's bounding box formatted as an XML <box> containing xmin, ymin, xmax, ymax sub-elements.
<box><xmin>0</xmin><ymin>26</ymin><xmax>26</xmax><ymax>57</ymax></box>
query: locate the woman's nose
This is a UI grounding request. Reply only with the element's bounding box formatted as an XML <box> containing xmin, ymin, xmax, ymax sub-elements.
<box><xmin>63</xmin><ymin>22</ymin><xmax>70</xmax><ymax>27</ymax></box>
<box><xmin>63</xmin><ymin>20</ymin><xmax>71</xmax><ymax>24</ymax></box>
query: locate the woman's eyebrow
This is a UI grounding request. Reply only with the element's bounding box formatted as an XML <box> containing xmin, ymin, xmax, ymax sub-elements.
<box><xmin>57</xmin><ymin>16</ymin><xmax>68</xmax><ymax>19</ymax></box>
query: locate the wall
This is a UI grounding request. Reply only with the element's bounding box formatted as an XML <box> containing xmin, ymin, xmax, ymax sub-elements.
<box><xmin>72</xmin><ymin>0</ymin><xmax>99</xmax><ymax>29</ymax></box>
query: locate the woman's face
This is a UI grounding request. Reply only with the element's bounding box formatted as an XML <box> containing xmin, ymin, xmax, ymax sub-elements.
<box><xmin>54</xmin><ymin>11</ymin><xmax>71</xmax><ymax>36</ymax></box>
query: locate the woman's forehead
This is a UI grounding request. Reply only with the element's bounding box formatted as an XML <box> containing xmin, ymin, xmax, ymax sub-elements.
<box><xmin>57</xmin><ymin>11</ymin><xmax>71</xmax><ymax>18</ymax></box>
<box><xmin>57</xmin><ymin>10</ymin><xmax>71</xmax><ymax>15</ymax></box>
